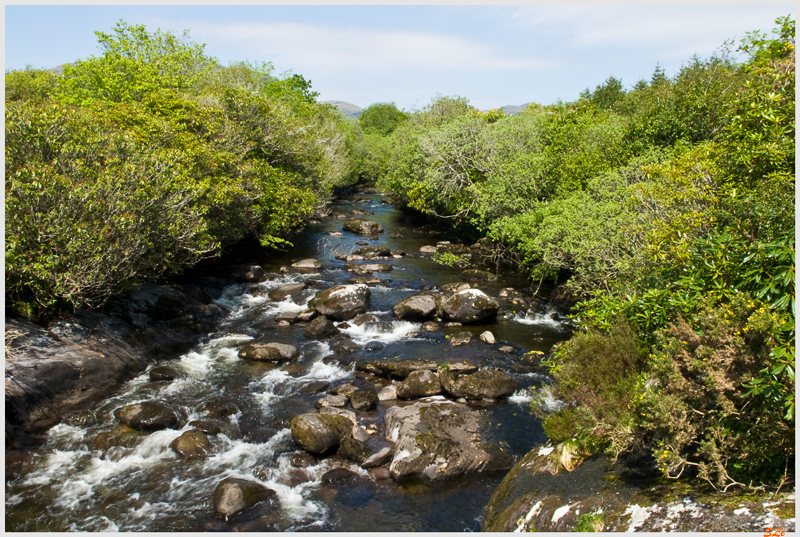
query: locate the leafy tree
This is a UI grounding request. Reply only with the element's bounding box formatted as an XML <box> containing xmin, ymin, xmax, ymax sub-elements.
<box><xmin>359</xmin><ymin>102</ymin><xmax>406</xmax><ymax>136</ymax></box>
<box><xmin>57</xmin><ymin>21</ymin><xmax>215</xmax><ymax>105</ymax></box>
<box><xmin>5</xmin><ymin>66</ymin><xmax>58</xmax><ymax>103</ymax></box>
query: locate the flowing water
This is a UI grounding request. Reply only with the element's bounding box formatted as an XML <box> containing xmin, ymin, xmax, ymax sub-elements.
<box><xmin>5</xmin><ymin>194</ymin><xmax>573</xmax><ymax>532</ymax></box>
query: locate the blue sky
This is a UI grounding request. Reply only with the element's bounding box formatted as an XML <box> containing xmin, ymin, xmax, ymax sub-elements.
<box><xmin>4</xmin><ymin>4</ymin><xmax>794</xmax><ymax>111</ymax></box>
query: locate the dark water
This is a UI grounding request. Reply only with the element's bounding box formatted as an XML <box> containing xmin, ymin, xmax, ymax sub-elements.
<box><xmin>5</xmin><ymin>194</ymin><xmax>571</xmax><ymax>531</ymax></box>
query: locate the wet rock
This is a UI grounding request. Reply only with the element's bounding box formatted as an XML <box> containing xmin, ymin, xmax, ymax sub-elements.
<box><xmin>327</xmin><ymin>230</ymin><xmax>344</xmax><ymax>236</ymax></box>
<box><xmin>296</xmin><ymin>309</ymin><xmax>318</xmax><ymax>322</ymax></box>
<box><xmin>343</xmin><ymin>219</ymin><xmax>384</xmax><ymax>235</ymax></box>
<box><xmin>149</xmin><ymin>365</ymin><xmax>181</xmax><ymax>382</ymax></box>
<box><xmin>378</xmin><ymin>385</ymin><xmax>398</xmax><ymax>401</ymax></box>
<box><xmin>321</xmin><ymin>467</ymin><xmax>361</xmax><ymax>485</ymax></box>
<box><xmin>549</xmin><ymin>283</ymin><xmax>579</xmax><ymax>313</ymax></box>
<box><xmin>352</xmin><ymin>425</ymin><xmax>371</xmax><ymax>442</ymax></box>
<box><xmin>445</xmin><ymin>322</ymin><xmax>463</xmax><ymax>327</ymax></box>
<box><xmin>397</xmin><ymin>370</ymin><xmax>443</xmax><ymax>398</ymax></box>
<box><xmin>391</xmin><ymin>251</ymin><xmax>406</xmax><ymax>258</ymax></box>
<box><xmin>330</xmin><ymin>212</ymin><xmax>348</xmax><ymax>219</ymax></box>
<box><xmin>331</xmin><ymin>383</ymin><xmax>359</xmax><ymax>397</ymax></box>
<box><xmin>338</xmin><ymin>436</ymin><xmax>372</xmax><ymax>464</ymax></box>
<box><xmin>275</xmin><ymin>311</ymin><xmax>298</xmax><ymax>324</ymax></box>
<box><xmin>93</xmin><ymin>424</ymin><xmax>139</xmax><ymax>452</ymax></box>
<box><xmin>449</xmin><ymin>331</ymin><xmax>473</xmax><ymax>347</ymax></box>
<box><xmin>419</xmin><ymin>245</ymin><xmax>437</xmax><ymax>253</ymax></box>
<box><xmin>392</xmin><ymin>292</ymin><xmax>441</xmax><ymax>321</ymax></box>
<box><xmin>333</xmin><ymin>338</ymin><xmax>361</xmax><ymax>355</ymax></box>
<box><xmin>390</xmin><ymin>232</ymin><xmax>403</xmax><ymax>238</ymax></box>
<box><xmin>238</xmin><ymin>342</ymin><xmax>299</xmax><ymax>362</ymax></box>
<box><xmin>349</xmin><ymin>387</ymin><xmax>379</xmax><ymax>411</ymax></box>
<box><xmin>347</xmin><ymin>276</ymin><xmax>383</xmax><ymax>285</ymax></box>
<box><xmin>213</xmin><ymin>477</ymin><xmax>277</xmax><ymax>520</ymax></box>
<box><xmin>170</xmin><ymin>429</ymin><xmax>212</xmax><ymax>459</ymax></box>
<box><xmin>337</xmin><ymin>254</ymin><xmax>365</xmax><ymax>261</ymax></box>
<box><xmin>233</xmin><ymin>264</ymin><xmax>268</xmax><ymax>283</ymax></box>
<box><xmin>114</xmin><ymin>401</ymin><xmax>181</xmax><ymax>431</ymax></box>
<box><xmin>291</xmin><ymin>259</ymin><xmax>324</xmax><ymax>274</ymax></box>
<box><xmin>479</xmin><ymin>331</ymin><xmax>496</xmax><ymax>345</ymax></box>
<box><xmin>300</xmin><ymin>381</ymin><xmax>331</xmax><ymax>395</ymax></box>
<box><xmin>369</xmin><ymin>467</ymin><xmax>391</xmax><ymax>480</ymax></box>
<box><xmin>353</xmin><ymin>246</ymin><xmax>391</xmax><ymax>258</ymax></box>
<box><xmin>364</xmin><ymin>341</ymin><xmax>384</xmax><ymax>352</ymax></box>
<box><xmin>289</xmin><ymin>452</ymin><xmax>317</xmax><ymax>468</ymax></box>
<box><xmin>316</xmin><ymin>394</ymin><xmax>348</xmax><ymax>408</ymax></box>
<box><xmin>245</xmin><ymin>427</ymin><xmax>279</xmax><ymax>444</ymax></box>
<box><xmin>460</xmin><ymin>269</ymin><xmax>498</xmax><ymax>282</ymax></box>
<box><xmin>188</xmin><ymin>419</ymin><xmax>239</xmax><ymax>438</ymax></box>
<box><xmin>318</xmin><ymin>406</ymin><xmax>357</xmax><ymax>426</ymax></box>
<box><xmin>440</xmin><ymin>282</ymin><xmax>471</xmax><ymax>296</ymax></box>
<box><xmin>384</xmin><ymin>401</ymin><xmax>513</xmax><ymax>481</ymax></box>
<box><xmin>290</xmin><ymin>413</ymin><xmax>338</xmax><ymax>454</ymax></box>
<box><xmin>344</xmin><ymin>262</ymin><xmax>393</xmax><ymax>273</ymax></box>
<box><xmin>436</xmin><ymin>241</ymin><xmax>452</xmax><ymax>249</ymax></box>
<box><xmin>441</xmin><ymin>289</ymin><xmax>500</xmax><ymax>323</ymax></box>
<box><xmin>439</xmin><ymin>369</ymin><xmax>517</xmax><ymax>400</ymax></box>
<box><xmin>520</xmin><ymin>350</ymin><xmax>545</xmax><ymax>366</ymax></box>
<box><xmin>304</xmin><ymin>316</ymin><xmax>341</xmax><ymax>339</ymax></box>
<box><xmin>421</xmin><ymin>321</ymin><xmax>440</xmax><ymax>331</ymax></box>
<box><xmin>499</xmin><ymin>346</ymin><xmax>514</xmax><ymax>354</ymax></box>
<box><xmin>351</xmin><ymin>313</ymin><xmax>379</xmax><ymax>326</ymax></box>
<box><xmin>361</xmin><ymin>446</ymin><xmax>393</xmax><ymax>469</ymax></box>
<box><xmin>309</xmin><ymin>284</ymin><xmax>371</xmax><ymax>321</ymax></box>
<box><xmin>63</xmin><ymin>410</ymin><xmax>96</xmax><ymax>427</ymax></box>
<box><xmin>202</xmin><ymin>401</ymin><xmax>240</xmax><ymax>419</ymax></box>
<box><xmin>268</xmin><ymin>283</ymin><xmax>307</xmax><ymax>301</ymax></box>
<box><xmin>351</xmin><ymin>208</ymin><xmax>374</xmax><ymax>216</ymax></box>
<box><xmin>355</xmin><ymin>241</ymin><xmax>369</xmax><ymax>246</ymax></box>
<box><xmin>356</xmin><ymin>358</ymin><xmax>438</xmax><ymax>380</ymax></box>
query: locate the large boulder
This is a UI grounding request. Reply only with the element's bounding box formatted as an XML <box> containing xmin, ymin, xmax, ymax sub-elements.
<box><xmin>170</xmin><ymin>429</ymin><xmax>212</xmax><ymax>459</ymax></box>
<box><xmin>213</xmin><ymin>477</ymin><xmax>277</xmax><ymax>520</ymax></box>
<box><xmin>309</xmin><ymin>284</ymin><xmax>371</xmax><ymax>321</ymax></box>
<box><xmin>384</xmin><ymin>401</ymin><xmax>512</xmax><ymax>481</ymax></box>
<box><xmin>233</xmin><ymin>264</ymin><xmax>268</xmax><ymax>283</ymax></box>
<box><xmin>439</xmin><ymin>369</ymin><xmax>517</xmax><ymax>400</ymax></box>
<box><xmin>396</xmin><ymin>370</ymin><xmax>443</xmax><ymax>398</ymax></box>
<box><xmin>268</xmin><ymin>283</ymin><xmax>307</xmax><ymax>301</ymax></box>
<box><xmin>392</xmin><ymin>292</ymin><xmax>441</xmax><ymax>321</ymax></box>
<box><xmin>481</xmin><ymin>444</ymin><xmax>797</xmax><ymax>532</ymax></box>
<box><xmin>303</xmin><ymin>316</ymin><xmax>341</xmax><ymax>339</ymax></box>
<box><xmin>356</xmin><ymin>359</ymin><xmax>477</xmax><ymax>380</ymax></box>
<box><xmin>290</xmin><ymin>412</ymin><xmax>352</xmax><ymax>455</ymax></box>
<box><xmin>113</xmin><ymin>401</ymin><xmax>181</xmax><ymax>431</ymax></box>
<box><xmin>238</xmin><ymin>343</ymin><xmax>299</xmax><ymax>362</ymax></box>
<box><xmin>343</xmin><ymin>219</ymin><xmax>384</xmax><ymax>235</ymax></box>
<box><xmin>441</xmin><ymin>289</ymin><xmax>500</xmax><ymax>323</ymax></box>
<box><xmin>349</xmin><ymin>388</ymin><xmax>379</xmax><ymax>411</ymax></box>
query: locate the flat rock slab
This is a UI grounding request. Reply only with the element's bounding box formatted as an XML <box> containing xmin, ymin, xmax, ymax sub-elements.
<box><xmin>392</xmin><ymin>292</ymin><xmax>441</xmax><ymax>321</ymax></box>
<box><xmin>384</xmin><ymin>401</ymin><xmax>512</xmax><ymax>481</ymax></box>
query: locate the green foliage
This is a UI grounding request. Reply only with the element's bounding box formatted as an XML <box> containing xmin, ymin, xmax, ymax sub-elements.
<box><xmin>359</xmin><ymin>102</ymin><xmax>406</xmax><ymax>136</ymax></box>
<box><xmin>582</xmin><ymin>75</ymin><xmax>626</xmax><ymax>110</ymax></box>
<box><xmin>57</xmin><ymin>21</ymin><xmax>215</xmax><ymax>105</ymax></box>
<box><xmin>5</xmin><ymin>66</ymin><xmax>58</xmax><ymax>103</ymax></box>
<box><xmin>5</xmin><ymin>21</ymin><xmax>356</xmax><ymax>318</ymax></box>
<box><xmin>431</xmin><ymin>251</ymin><xmax>467</xmax><ymax>267</ymax></box>
<box><xmin>574</xmin><ymin>512</ymin><xmax>604</xmax><ymax>532</ymax></box>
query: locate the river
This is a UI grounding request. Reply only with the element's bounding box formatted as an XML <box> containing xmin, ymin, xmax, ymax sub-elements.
<box><xmin>5</xmin><ymin>193</ymin><xmax>572</xmax><ymax>531</ymax></box>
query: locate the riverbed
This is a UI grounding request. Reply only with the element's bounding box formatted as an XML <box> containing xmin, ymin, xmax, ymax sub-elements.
<box><xmin>5</xmin><ymin>193</ymin><xmax>572</xmax><ymax>531</ymax></box>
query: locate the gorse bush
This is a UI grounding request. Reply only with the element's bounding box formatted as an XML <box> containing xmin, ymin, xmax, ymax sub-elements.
<box><xmin>5</xmin><ymin>21</ymin><xmax>357</xmax><ymax>319</ymax></box>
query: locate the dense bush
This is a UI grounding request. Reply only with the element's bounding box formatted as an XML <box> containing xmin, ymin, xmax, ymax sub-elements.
<box><xmin>5</xmin><ymin>21</ymin><xmax>357</xmax><ymax>318</ymax></box>
<box><xmin>371</xmin><ymin>16</ymin><xmax>794</xmax><ymax>490</ymax></box>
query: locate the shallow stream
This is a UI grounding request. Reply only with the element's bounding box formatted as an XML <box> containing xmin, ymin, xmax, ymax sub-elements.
<box><xmin>5</xmin><ymin>194</ymin><xmax>572</xmax><ymax>531</ymax></box>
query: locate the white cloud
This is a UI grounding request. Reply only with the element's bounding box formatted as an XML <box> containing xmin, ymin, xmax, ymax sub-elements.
<box><xmin>187</xmin><ymin>20</ymin><xmax>552</xmax><ymax>74</ymax></box>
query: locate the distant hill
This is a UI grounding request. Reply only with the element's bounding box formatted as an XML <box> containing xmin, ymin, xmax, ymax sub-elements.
<box><xmin>501</xmin><ymin>103</ymin><xmax>532</xmax><ymax>115</ymax></box>
<box><xmin>322</xmin><ymin>100</ymin><xmax>363</xmax><ymax>119</ymax></box>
